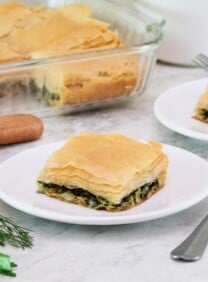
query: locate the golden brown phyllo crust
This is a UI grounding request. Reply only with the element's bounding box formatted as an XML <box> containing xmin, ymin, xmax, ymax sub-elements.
<box><xmin>0</xmin><ymin>2</ymin><xmax>122</xmax><ymax>62</ymax></box>
<box><xmin>37</xmin><ymin>133</ymin><xmax>169</xmax><ymax>211</ymax></box>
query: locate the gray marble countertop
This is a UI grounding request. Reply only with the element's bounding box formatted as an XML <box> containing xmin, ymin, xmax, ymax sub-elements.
<box><xmin>0</xmin><ymin>63</ymin><xmax>208</xmax><ymax>282</ymax></box>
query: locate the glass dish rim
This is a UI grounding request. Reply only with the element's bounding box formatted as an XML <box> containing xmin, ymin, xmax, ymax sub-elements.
<box><xmin>0</xmin><ymin>44</ymin><xmax>160</xmax><ymax>73</ymax></box>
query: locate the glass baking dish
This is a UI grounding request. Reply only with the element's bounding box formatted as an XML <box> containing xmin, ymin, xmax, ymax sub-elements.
<box><xmin>0</xmin><ymin>0</ymin><xmax>164</xmax><ymax>116</ymax></box>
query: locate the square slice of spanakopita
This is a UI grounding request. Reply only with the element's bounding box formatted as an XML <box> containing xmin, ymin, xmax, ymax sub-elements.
<box><xmin>37</xmin><ymin>133</ymin><xmax>168</xmax><ymax>211</ymax></box>
<box><xmin>194</xmin><ymin>86</ymin><xmax>208</xmax><ymax>123</ymax></box>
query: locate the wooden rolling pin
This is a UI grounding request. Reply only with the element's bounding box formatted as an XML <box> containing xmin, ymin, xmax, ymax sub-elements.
<box><xmin>0</xmin><ymin>114</ymin><xmax>44</xmax><ymax>145</ymax></box>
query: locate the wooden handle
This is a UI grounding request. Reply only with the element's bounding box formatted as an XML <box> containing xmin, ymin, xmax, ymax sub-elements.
<box><xmin>0</xmin><ymin>114</ymin><xmax>44</xmax><ymax>145</ymax></box>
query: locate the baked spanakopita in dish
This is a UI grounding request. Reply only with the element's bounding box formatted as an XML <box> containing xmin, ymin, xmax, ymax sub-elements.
<box><xmin>194</xmin><ymin>86</ymin><xmax>208</xmax><ymax>123</ymax></box>
<box><xmin>37</xmin><ymin>133</ymin><xmax>168</xmax><ymax>211</ymax></box>
<box><xmin>0</xmin><ymin>2</ymin><xmax>138</xmax><ymax>104</ymax></box>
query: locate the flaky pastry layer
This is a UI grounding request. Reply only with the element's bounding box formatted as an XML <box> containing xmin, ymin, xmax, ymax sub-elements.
<box><xmin>0</xmin><ymin>2</ymin><xmax>122</xmax><ymax>63</ymax></box>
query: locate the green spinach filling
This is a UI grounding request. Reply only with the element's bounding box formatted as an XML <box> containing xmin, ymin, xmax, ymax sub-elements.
<box><xmin>0</xmin><ymin>80</ymin><xmax>27</xmax><ymax>96</ymax></box>
<box><xmin>38</xmin><ymin>180</ymin><xmax>159</xmax><ymax>210</ymax></box>
<box><xmin>43</xmin><ymin>86</ymin><xmax>60</xmax><ymax>102</ymax></box>
<box><xmin>29</xmin><ymin>80</ymin><xmax>60</xmax><ymax>103</ymax></box>
<box><xmin>200</xmin><ymin>109</ymin><xmax>208</xmax><ymax>120</ymax></box>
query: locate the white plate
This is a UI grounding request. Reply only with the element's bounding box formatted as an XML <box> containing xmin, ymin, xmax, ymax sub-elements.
<box><xmin>154</xmin><ymin>78</ymin><xmax>208</xmax><ymax>141</ymax></box>
<box><xmin>0</xmin><ymin>141</ymin><xmax>208</xmax><ymax>225</ymax></box>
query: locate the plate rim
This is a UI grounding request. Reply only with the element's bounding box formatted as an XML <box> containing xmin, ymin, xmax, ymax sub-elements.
<box><xmin>0</xmin><ymin>141</ymin><xmax>208</xmax><ymax>225</ymax></box>
<box><xmin>154</xmin><ymin>78</ymin><xmax>208</xmax><ymax>141</ymax></box>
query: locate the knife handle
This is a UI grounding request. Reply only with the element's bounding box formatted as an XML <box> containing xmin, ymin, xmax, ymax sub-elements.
<box><xmin>171</xmin><ymin>215</ymin><xmax>208</xmax><ymax>261</ymax></box>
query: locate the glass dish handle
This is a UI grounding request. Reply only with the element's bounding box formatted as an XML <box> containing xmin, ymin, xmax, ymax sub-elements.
<box><xmin>132</xmin><ymin>1</ymin><xmax>165</xmax><ymax>27</ymax></box>
<box><xmin>118</xmin><ymin>0</ymin><xmax>165</xmax><ymax>27</ymax></box>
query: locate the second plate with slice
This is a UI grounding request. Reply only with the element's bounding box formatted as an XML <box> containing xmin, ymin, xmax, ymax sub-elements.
<box><xmin>154</xmin><ymin>78</ymin><xmax>208</xmax><ymax>141</ymax></box>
